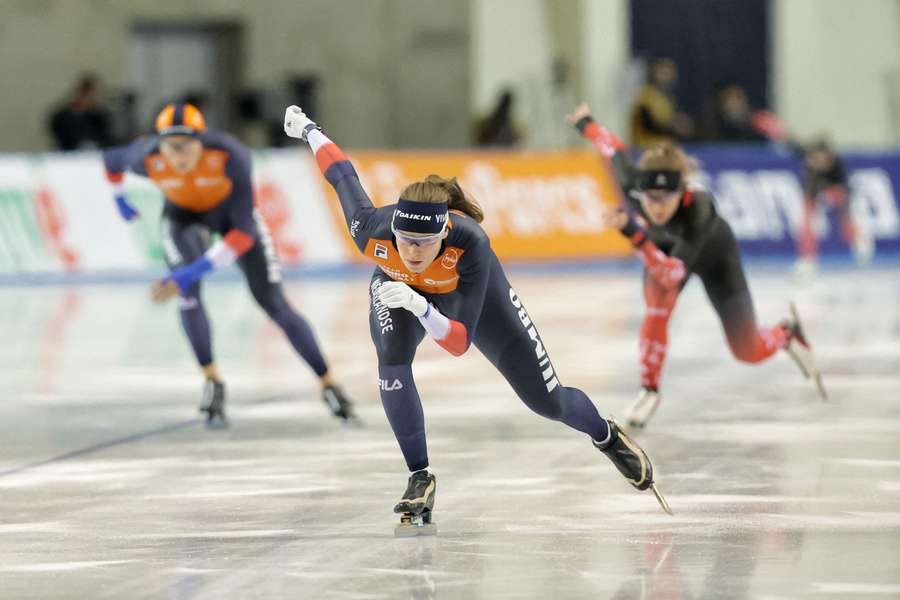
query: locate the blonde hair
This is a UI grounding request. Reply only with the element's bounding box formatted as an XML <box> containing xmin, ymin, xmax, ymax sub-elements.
<box><xmin>637</xmin><ymin>141</ymin><xmax>698</xmax><ymax>176</ymax></box>
<box><xmin>400</xmin><ymin>174</ymin><xmax>484</xmax><ymax>223</ymax></box>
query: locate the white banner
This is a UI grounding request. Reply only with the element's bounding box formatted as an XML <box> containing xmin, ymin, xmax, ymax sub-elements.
<box><xmin>0</xmin><ymin>150</ymin><xmax>348</xmax><ymax>276</ymax></box>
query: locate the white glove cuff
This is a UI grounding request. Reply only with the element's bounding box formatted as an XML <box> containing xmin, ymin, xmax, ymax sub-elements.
<box><xmin>417</xmin><ymin>303</ymin><xmax>450</xmax><ymax>341</ymax></box>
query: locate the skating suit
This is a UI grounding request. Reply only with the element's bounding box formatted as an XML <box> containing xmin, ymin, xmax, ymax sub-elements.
<box><xmin>311</xmin><ymin>130</ymin><xmax>612</xmax><ymax>471</ymax></box>
<box><xmin>102</xmin><ymin>130</ymin><xmax>327</xmax><ymax>375</ymax></box>
<box><xmin>609</xmin><ymin>150</ymin><xmax>789</xmax><ymax>391</ymax></box>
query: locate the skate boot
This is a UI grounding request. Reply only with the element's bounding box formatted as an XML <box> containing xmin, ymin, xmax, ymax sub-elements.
<box><xmin>853</xmin><ymin>234</ymin><xmax>874</xmax><ymax>266</ymax></box>
<box><xmin>623</xmin><ymin>388</ymin><xmax>661</xmax><ymax>430</ymax></box>
<box><xmin>199</xmin><ymin>378</ymin><xmax>228</xmax><ymax>428</ymax></box>
<box><xmin>322</xmin><ymin>384</ymin><xmax>361</xmax><ymax>425</ymax></box>
<box><xmin>594</xmin><ymin>420</ymin><xmax>673</xmax><ymax>515</ymax></box>
<box><xmin>783</xmin><ymin>302</ymin><xmax>828</xmax><ymax>401</ymax></box>
<box><xmin>394</xmin><ymin>470</ymin><xmax>437</xmax><ymax>537</ymax></box>
<box><xmin>792</xmin><ymin>257</ymin><xmax>818</xmax><ymax>281</ymax></box>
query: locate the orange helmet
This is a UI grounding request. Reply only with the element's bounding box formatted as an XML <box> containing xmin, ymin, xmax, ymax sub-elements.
<box><xmin>155</xmin><ymin>102</ymin><xmax>207</xmax><ymax>137</ymax></box>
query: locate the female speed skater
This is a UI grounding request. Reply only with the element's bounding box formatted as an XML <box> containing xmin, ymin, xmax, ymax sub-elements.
<box><xmin>103</xmin><ymin>102</ymin><xmax>356</xmax><ymax>427</ymax></box>
<box><xmin>283</xmin><ymin>104</ymin><xmax>673</xmax><ymax>535</ymax></box>
<box><xmin>567</xmin><ymin>102</ymin><xmax>827</xmax><ymax>430</ymax></box>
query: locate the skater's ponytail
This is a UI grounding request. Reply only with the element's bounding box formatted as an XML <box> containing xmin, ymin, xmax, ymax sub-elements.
<box><xmin>638</xmin><ymin>142</ymin><xmax>699</xmax><ymax>179</ymax></box>
<box><xmin>400</xmin><ymin>175</ymin><xmax>484</xmax><ymax>224</ymax></box>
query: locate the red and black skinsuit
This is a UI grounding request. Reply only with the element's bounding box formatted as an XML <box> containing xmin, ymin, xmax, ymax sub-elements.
<box><xmin>576</xmin><ymin>117</ymin><xmax>789</xmax><ymax>393</ymax></box>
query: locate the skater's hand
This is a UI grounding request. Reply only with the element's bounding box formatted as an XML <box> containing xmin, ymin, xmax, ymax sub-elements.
<box><xmin>565</xmin><ymin>102</ymin><xmax>593</xmax><ymax>126</ymax></box>
<box><xmin>283</xmin><ymin>105</ymin><xmax>317</xmax><ymax>140</ymax></box>
<box><xmin>150</xmin><ymin>278</ymin><xmax>180</xmax><ymax>303</ymax></box>
<box><xmin>114</xmin><ymin>192</ymin><xmax>140</xmax><ymax>221</ymax></box>
<box><xmin>377</xmin><ymin>281</ymin><xmax>428</xmax><ymax>318</ymax></box>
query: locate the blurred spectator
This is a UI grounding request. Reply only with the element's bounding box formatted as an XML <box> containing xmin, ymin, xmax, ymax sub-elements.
<box><xmin>628</xmin><ymin>58</ymin><xmax>692</xmax><ymax>147</ymax></box>
<box><xmin>48</xmin><ymin>74</ymin><xmax>114</xmax><ymax>150</ymax></box>
<box><xmin>702</xmin><ymin>84</ymin><xmax>769</xmax><ymax>142</ymax></box>
<box><xmin>473</xmin><ymin>89</ymin><xmax>522</xmax><ymax>147</ymax></box>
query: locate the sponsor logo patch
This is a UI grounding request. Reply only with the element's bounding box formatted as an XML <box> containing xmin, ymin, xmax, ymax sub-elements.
<box><xmin>441</xmin><ymin>248</ymin><xmax>459</xmax><ymax>269</ymax></box>
<box><xmin>509</xmin><ymin>287</ymin><xmax>559</xmax><ymax>392</ymax></box>
<box><xmin>374</xmin><ymin>243</ymin><xmax>388</xmax><ymax>259</ymax></box>
<box><xmin>379</xmin><ymin>378</ymin><xmax>404</xmax><ymax>391</ymax></box>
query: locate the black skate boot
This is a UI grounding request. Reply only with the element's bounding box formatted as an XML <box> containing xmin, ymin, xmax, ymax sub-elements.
<box><xmin>393</xmin><ymin>470</ymin><xmax>437</xmax><ymax>537</ymax></box>
<box><xmin>322</xmin><ymin>384</ymin><xmax>361</xmax><ymax>425</ymax></box>
<box><xmin>594</xmin><ymin>420</ymin><xmax>672</xmax><ymax>515</ymax></box>
<box><xmin>199</xmin><ymin>378</ymin><xmax>228</xmax><ymax>428</ymax></box>
<box><xmin>782</xmin><ymin>303</ymin><xmax>827</xmax><ymax>401</ymax></box>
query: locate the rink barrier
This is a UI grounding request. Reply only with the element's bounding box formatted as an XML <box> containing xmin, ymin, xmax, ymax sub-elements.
<box><xmin>1</xmin><ymin>146</ymin><xmax>899</xmax><ymax>277</ymax></box>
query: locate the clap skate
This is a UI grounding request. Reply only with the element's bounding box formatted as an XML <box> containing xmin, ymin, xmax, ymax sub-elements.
<box><xmin>394</xmin><ymin>470</ymin><xmax>437</xmax><ymax>537</ymax></box>
<box><xmin>322</xmin><ymin>384</ymin><xmax>362</xmax><ymax>426</ymax></box>
<box><xmin>622</xmin><ymin>388</ymin><xmax>662</xmax><ymax>430</ymax></box>
<box><xmin>199</xmin><ymin>378</ymin><xmax>228</xmax><ymax>428</ymax></box>
<box><xmin>595</xmin><ymin>420</ymin><xmax>673</xmax><ymax>515</ymax></box>
<box><xmin>783</xmin><ymin>302</ymin><xmax>827</xmax><ymax>401</ymax></box>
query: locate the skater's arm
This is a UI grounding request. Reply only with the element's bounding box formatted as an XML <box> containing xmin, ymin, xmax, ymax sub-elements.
<box><xmin>156</xmin><ymin>148</ymin><xmax>257</xmax><ymax>297</ymax></box>
<box><xmin>284</xmin><ymin>105</ymin><xmax>376</xmax><ymax>252</ymax></box>
<box><xmin>619</xmin><ymin>213</ymin><xmax>686</xmax><ymax>290</ymax></box>
<box><xmin>375</xmin><ymin>233</ymin><xmax>490</xmax><ymax>357</ymax></box>
<box><xmin>567</xmin><ymin>104</ymin><xmax>638</xmax><ymax>199</ymax></box>
<box><xmin>435</xmin><ymin>232</ymin><xmax>492</xmax><ymax>356</ymax></box>
<box><xmin>376</xmin><ymin>281</ymin><xmax>468</xmax><ymax>356</ymax></box>
<box><xmin>102</xmin><ymin>137</ymin><xmax>151</xmax><ymax>221</ymax></box>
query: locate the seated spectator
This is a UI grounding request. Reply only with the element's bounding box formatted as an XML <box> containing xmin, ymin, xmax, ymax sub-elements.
<box><xmin>703</xmin><ymin>84</ymin><xmax>768</xmax><ymax>142</ymax></box>
<box><xmin>629</xmin><ymin>58</ymin><xmax>692</xmax><ymax>147</ymax></box>
<box><xmin>48</xmin><ymin>74</ymin><xmax>114</xmax><ymax>151</ymax></box>
<box><xmin>474</xmin><ymin>89</ymin><xmax>523</xmax><ymax>148</ymax></box>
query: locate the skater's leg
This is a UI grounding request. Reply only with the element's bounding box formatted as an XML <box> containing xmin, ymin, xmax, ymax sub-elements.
<box><xmin>700</xmin><ymin>238</ymin><xmax>788</xmax><ymax>364</ymax></box>
<box><xmin>474</xmin><ymin>285</ymin><xmax>610</xmax><ymax>443</ymax></box>
<box><xmin>162</xmin><ymin>218</ymin><xmax>226</xmax><ymax>425</ymax></box>
<box><xmin>369</xmin><ymin>273</ymin><xmax>428</xmax><ymax>471</ymax></box>
<box><xmin>238</xmin><ymin>216</ymin><xmax>329</xmax><ymax>378</ymax></box>
<box><xmin>162</xmin><ymin>218</ymin><xmax>216</xmax><ymax>370</ymax></box>
<box><xmin>639</xmin><ymin>270</ymin><xmax>679</xmax><ymax>391</ymax></box>
<box><xmin>796</xmin><ymin>195</ymin><xmax>819</xmax><ymax>263</ymax></box>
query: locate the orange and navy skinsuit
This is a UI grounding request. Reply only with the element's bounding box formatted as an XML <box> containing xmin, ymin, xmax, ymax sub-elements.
<box><xmin>576</xmin><ymin>116</ymin><xmax>789</xmax><ymax>393</ymax></box>
<box><xmin>102</xmin><ymin>130</ymin><xmax>328</xmax><ymax>376</ymax></box>
<box><xmin>307</xmin><ymin>127</ymin><xmax>613</xmax><ymax>472</ymax></box>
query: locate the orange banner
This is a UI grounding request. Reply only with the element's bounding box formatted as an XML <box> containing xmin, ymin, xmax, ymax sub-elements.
<box><xmin>319</xmin><ymin>149</ymin><xmax>633</xmax><ymax>261</ymax></box>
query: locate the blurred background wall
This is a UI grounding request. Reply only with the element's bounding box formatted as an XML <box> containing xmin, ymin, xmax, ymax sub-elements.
<box><xmin>0</xmin><ymin>0</ymin><xmax>898</xmax><ymax>151</ymax></box>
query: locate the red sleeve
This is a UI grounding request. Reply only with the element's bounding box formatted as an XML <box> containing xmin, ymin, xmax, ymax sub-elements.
<box><xmin>223</xmin><ymin>229</ymin><xmax>255</xmax><ymax>256</ymax></box>
<box><xmin>315</xmin><ymin>141</ymin><xmax>349</xmax><ymax>178</ymax></box>
<box><xmin>577</xmin><ymin>118</ymin><xmax>626</xmax><ymax>157</ymax></box>
<box><xmin>435</xmin><ymin>320</ymin><xmax>469</xmax><ymax>357</ymax></box>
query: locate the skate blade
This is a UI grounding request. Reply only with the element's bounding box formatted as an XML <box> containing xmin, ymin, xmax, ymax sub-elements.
<box><xmin>394</xmin><ymin>522</ymin><xmax>437</xmax><ymax>538</ymax></box>
<box><xmin>202</xmin><ymin>411</ymin><xmax>229</xmax><ymax>429</ymax></box>
<box><xmin>649</xmin><ymin>483</ymin><xmax>673</xmax><ymax>516</ymax></box>
<box><xmin>814</xmin><ymin>373</ymin><xmax>829</xmax><ymax>402</ymax></box>
<box><xmin>205</xmin><ymin>418</ymin><xmax>229</xmax><ymax>430</ymax></box>
<box><xmin>341</xmin><ymin>414</ymin><xmax>365</xmax><ymax>428</ymax></box>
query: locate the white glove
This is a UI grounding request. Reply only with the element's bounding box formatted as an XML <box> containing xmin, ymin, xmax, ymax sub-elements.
<box><xmin>284</xmin><ymin>105</ymin><xmax>316</xmax><ymax>140</ymax></box>
<box><xmin>377</xmin><ymin>281</ymin><xmax>428</xmax><ymax>317</ymax></box>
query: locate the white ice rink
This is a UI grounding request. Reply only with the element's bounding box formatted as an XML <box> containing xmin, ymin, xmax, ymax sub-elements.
<box><xmin>2</xmin><ymin>262</ymin><xmax>899</xmax><ymax>599</ymax></box>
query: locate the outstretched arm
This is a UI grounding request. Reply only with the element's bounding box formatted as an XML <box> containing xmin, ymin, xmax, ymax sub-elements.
<box><xmin>566</xmin><ymin>102</ymin><xmax>638</xmax><ymax>200</ymax></box>
<box><xmin>284</xmin><ymin>105</ymin><xmax>376</xmax><ymax>252</ymax></box>
<box><xmin>102</xmin><ymin>137</ymin><xmax>150</xmax><ymax>221</ymax></box>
